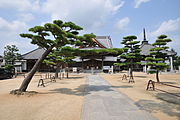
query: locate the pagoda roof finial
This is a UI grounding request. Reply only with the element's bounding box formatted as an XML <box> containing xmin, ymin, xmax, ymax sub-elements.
<box><xmin>142</xmin><ymin>28</ymin><xmax>148</xmax><ymax>45</ymax></box>
<box><xmin>143</xmin><ymin>28</ymin><xmax>146</xmax><ymax>41</ymax></box>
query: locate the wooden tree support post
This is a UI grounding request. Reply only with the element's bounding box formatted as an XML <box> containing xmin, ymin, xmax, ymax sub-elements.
<box><xmin>146</xmin><ymin>80</ymin><xmax>155</xmax><ymax>90</ymax></box>
<box><xmin>128</xmin><ymin>76</ymin><xmax>135</xmax><ymax>83</ymax></box>
<box><xmin>62</xmin><ymin>73</ymin><xmax>64</xmax><ymax>78</ymax></box>
<box><xmin>37</xmin><ymin>79</ymin><xmax>45</xmax><ymax>87</ymax></box>
<box><xmin>122</xmin><ymin>74</ymin><xmax>128</xmax><ymax>80</ymax></box>
<box><xmin>45</xmin><ymin>73</ymin><xmax>47</xmax><ymax>79</ymax></box>
<box><xmin>50</xmin><ymin>76</ymin><xmax>56</xmax><ymax>82</ymax></box>
<box><xmin>45</xmin><ymin>73</ymin><xmax>50</xmax><ymax>79</ymax></box>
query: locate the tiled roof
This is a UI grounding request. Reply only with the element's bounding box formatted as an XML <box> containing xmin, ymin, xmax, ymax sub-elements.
<box><xmin>95</xmin><ymin>36</ymin><xmax>113</xmax><ymax>48</ymax></box>
<box><xmin>161</xmin><ymin>50</ymin><xmax>176</xmax><ymax>56</ymax></box>
<box><xmin>140</xmin><ymin>43</ymin><xmax>155</xmax><ymax>56</ymax></box>
<box><xmin>22</xmin><ymin>47</ymin><xmax>46</xmax><ymax>59</ymax></box>
<box><xmin>22</xmin><ymin>36</ymin><xmax>113</xmax><ymax>60</ymax></box>
<box><xmin>140</xmin><ymin>42</ymin><xmax>176</xmax><ymax>56</ymax></box>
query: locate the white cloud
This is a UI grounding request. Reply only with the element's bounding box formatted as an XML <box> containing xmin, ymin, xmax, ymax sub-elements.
<box><xmin>150</xmin><ymin>17</ymin><xmax>180</xmax><ymax>37</ymax></box>
<box><xmin>148</xmin><ymin>18</ymin><xmax>180</xmax><ymax>55</ymax></box>
<box><xmin>134</xmin><ymin>0</ymin><xmax>151</xmax><ymax>8</ymax></box>
<box><xmin>0</xmin><ymin>17</ymin><xmax>36</xmax><ymax>55</ymax></box>
<box><xmin>18</xmin><ymin>13</ymin><xmax>35</xmax><ymax>22</ymax></box>
<box><xmin>115</xmin><ymin>17</ymin><xmax>130</xmax><ymax>31</ymax></box>
<box><xmin>42</xmin><ymin>0</ymin><xmax>124</xmax><ymax>31</ymax></box>
<box><xmin>0</xmin><ymin>17</ymin><xmax>27</xmax><ymax>32</ymax></box>
<box><xmin>0</xmin><ymin>0</ymin><xmax>40</xmax><ymax>11</ymax></box>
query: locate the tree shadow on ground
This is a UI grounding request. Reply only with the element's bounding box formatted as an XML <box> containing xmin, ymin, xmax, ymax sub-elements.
<box><xmin>156</xmin><ymin>93</ymin><xmax>180</xmax><ymax>105</ymax></box>
<box><xmin>40</xmin><ymin>84</ymin><xmax>133</xmax><ymax>96</ymax></box>
<box><xmin>135</xmin><ymin>94</ymin><xmax>180</xmax><ymax>119</ymax></box>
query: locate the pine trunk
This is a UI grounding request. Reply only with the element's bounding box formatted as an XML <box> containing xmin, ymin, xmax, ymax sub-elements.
<box><xmin>55</xmin><ymin>63</ymin><xmax>61</xmax><ymax>78</ymax></box>
<box><xmin>156</xmin><ymin>70</ymin><xmax>160</xmax><ymax>82</ymax></box>
<box><xmin>59</xmin><ymin>67</ymin><xmax>62</xmax><ymax>79</ymax></box>
<box><xmin>130</xmin><ymin>67</ymin><xmax>133</xmax><ymax>79</ymax></box>
<box><xmin>18</xmin><ymin>46</ymin><xmax>53</xmax><ymax>92</ymax></box>
<box><xmin>66</xmin><ymin>65</ymin><xmax>69</xmax><ymax>78</ymax></box>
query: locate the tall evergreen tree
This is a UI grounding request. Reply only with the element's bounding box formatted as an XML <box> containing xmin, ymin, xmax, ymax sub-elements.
<box><xmin>4</xmin><ymin>45</ymin><xmax>22</xmax><ymax>65</ymax></box>
<box><xmin>11</xmin><ymin>20</ymin><xmax>95</xmax><ymax>93</ymax></box>
<box><xmin>145</xmin><ymin>35</ymin><xmax>172</xmax><ymax>82</ymax></box>
<box><xmin>115</xmin><ymin>35</ymin><xmax>141</xmax><ymax>82</ymax></box>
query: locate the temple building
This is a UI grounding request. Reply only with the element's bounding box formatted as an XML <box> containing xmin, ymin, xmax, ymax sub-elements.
<box><xmin>70</xmin><ymin>36</ymin><xmax>118</xmax><ymax>72</ymax></box>
<box><xmin>140</xmin><ymin>29</ymin><xmax>176</xmax><ymax>73</ymax></box>
<box><xmin>21</xmin><ymin>36</ymin><xmax>118</xmax><ymax>72</ymax></box>
<box><xmin>19</xmin><ymin>31</ymin><xmax>176</xmax><ymax>73</ymax></box>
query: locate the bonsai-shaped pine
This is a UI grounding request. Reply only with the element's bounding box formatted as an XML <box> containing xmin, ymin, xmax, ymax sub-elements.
<box><xmin>43</xmin><ymin>49</ymin><xmax>64</xmax><ymax>79</ymax></box>
<box><xmin>44</xmin><ymin>46</ymin><xmax>79</xmax><ymax>79</ymax></box>
<box><xmin>145</xmin><ymin>35</ymin><xmax>172</xmax><ymax>82</ymax></box>
<box><xmin>11</xmin><ymin>20</ymin><xmax>95</xmax><ymax>93</ymax></box>
<box><xmin>114</xmin><ymin>35</ymin><xmax>141</xmax><ymax>82</ymax></box>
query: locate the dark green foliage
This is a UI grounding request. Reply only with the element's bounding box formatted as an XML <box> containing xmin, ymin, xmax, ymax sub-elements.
<box><xmin>44</xmin><ymin>46</ymin><xmax>77</xmax><ymax>67</ymax></box>
<box><xmin>145</xmin><ymin>35</ymin><xmax>172</xmax><ymax>82</ymax></box>
<box><xmin>4</xmin><ymin>45</ymin><xmax>22</xmax><ymax>65</ymax></box>
<box><xmin>114</xmin><ymin>35</ymin><xmax>142</xmax><ymax>80</ymax></box>
<box><xmin>115</xmin><ymin>35</ymin><xmax>141</xmax><ymax>67</ymax></box>
<box><xmin>43</xmin><ymin>46</ymin><xmax>78</xmax><ymax>78</ymax></box>
<box><xmin>4</xmin><ymin>64</ymin><xmax>14</xmax><ymax>71</ymax></box>
<box><xmin>75</xmin><ymin>48</ymin><xmax>124</xmax><ymax>57</ymax></box>
<box><xmin>78</xmin><ymin>34</ymin><xmax>97</xmax><ymax>47</ymax></box>
<box><xmin>17</xmin><ymin>20</ymin><xmax>96</xmax><ymax>92</ymax></box>
<box><xmin>20</xmin><ymin>20</ymin><xmax>95</xmax><ymax>49</ymax></box>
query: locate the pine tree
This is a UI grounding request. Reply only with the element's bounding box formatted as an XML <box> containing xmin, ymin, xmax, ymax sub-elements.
<box><xmin>11</xmin><ymin>20</ymin><xmax>95</xmax><ymax>93</ymax></box>
<box><xmin>4</xmin><ymin>45</ymin><xmax>22</xmax><ymax>65</ymax></box>
<box><xmin>115</xmin><ymin>35</ymin><xmax>141</xmax><ymax>82</ymax></box>
<box><xmin>145</xmin><ymin>35</ymin><xmax>172</xmax><ymax>82</ymax></box>
<box><xmin>44</xmin><ymin>46</ymin><xmax>78</xmax><ymax>79</ymax></box>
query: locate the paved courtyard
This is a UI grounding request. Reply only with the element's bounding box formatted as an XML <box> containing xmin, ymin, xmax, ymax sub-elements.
<box><xmin>82</xmin><ymin>75</ymin><xmax>158</xmax><ymax>120</ymax></box>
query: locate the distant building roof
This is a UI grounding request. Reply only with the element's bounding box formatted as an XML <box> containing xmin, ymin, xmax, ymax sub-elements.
<box><xmin>140</xmin><ymin>42</ymin><xmax>155</xmax><ymax>56</ymax></box>
<box><xmin>140</xmin><ymin>41</ymin><xmax>176</xmax><ymax>56</ymax></box>
<box><xmin>22</xmin><ymin>36</ymin><xmax>113</xmax><ymax>60</ymax></box>
<box><xmin>161</xmin><ymin>50</ymin><xmax>177</xmax><ymax>56</ymax></box>
<box><xmin>140</xmin><ymin>28</ymin><xmax>176</xmax><ymax>56</ymax></box>
<box><xmin>95</xmin><ymin>36</ymin><xmax>113</xmax><ymax>48</ymax></box>
<box><xmin>22</xmin><ymin>47</ymin><xmax>46</xmax><ymax>59</ymax></box>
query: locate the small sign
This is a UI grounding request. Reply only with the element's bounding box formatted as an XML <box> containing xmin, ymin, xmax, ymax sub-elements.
<box><xmin>73</xmin><ymin>67</ymin><xmax>77</xmax><ymax>72</ymax></box>
<box><xmin>103</xmin><ymin>66</ymin><xmax>110</xmax><ymax>70</ymax></box>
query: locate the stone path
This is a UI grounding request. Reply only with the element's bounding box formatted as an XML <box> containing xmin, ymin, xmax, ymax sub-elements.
<box><xmin>81</xmin><ymin>75</ymin><xmax>158</xmax><ymax>120</ymax></box>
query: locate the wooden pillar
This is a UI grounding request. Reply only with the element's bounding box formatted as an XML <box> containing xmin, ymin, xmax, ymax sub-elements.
<box><xmin>82</xmin><ymin>58</ymin><xmax>84</xmax><ymax>72</ymax></box>
<box><xmin>102</xmin><ymin>56</ymin><xmax>104</xmax><ymax>71</ymax></box>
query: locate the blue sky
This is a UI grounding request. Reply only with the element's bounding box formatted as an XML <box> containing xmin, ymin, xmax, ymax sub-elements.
<box><xmin>0</xmin><ymin>0</ymin><xmax>180</xmax><ymax>55</ymax></box>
